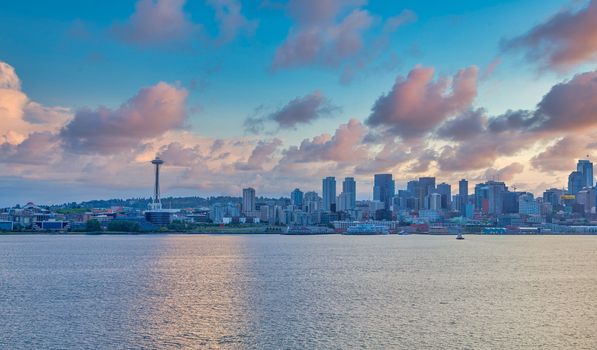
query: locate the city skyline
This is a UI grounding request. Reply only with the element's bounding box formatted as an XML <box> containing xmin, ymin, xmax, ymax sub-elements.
<box><xmin>2</xmin><ymin>1</ymin><xmax>597</xmax><ymax>206</ymax></box>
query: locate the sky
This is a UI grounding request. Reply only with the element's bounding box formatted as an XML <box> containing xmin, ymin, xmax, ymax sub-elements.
<box><xmin>1</xmin><ymin>0</ymin><xmax>597</xmax><ymax>206</ymax></box>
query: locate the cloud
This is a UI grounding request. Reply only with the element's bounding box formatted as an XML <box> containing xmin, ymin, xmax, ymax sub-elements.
<box><xmin>112</xmin><ymin>0</ymin><xmax>200</xmax><ymax>46</ymax></box>
<box><xmin>60</xmin><ymin>82</ymin><xmax>188</xmax><ymax>154</ymax></box>
<box><xmin>0</xmin><ymin>62</ymin><xmax>21</xmax><ymax>89</ymax></box>
<box><xmin>235</xmin><ymin>138</ymin><xmax>282</xmax><ymax>171</ymax></box>
<box><xmin>437</xmin><ymin>128</ymin><xmax>531</xmax><ymax>172</ymax></box>
<box><xmin>365</xmin><ymin>65</ymin><xmax>478</xmax><ymax>138</ymax></box>
<box><xmin>530</xmin><ymin>136</ymin><xmax>597</xmax><ymax>172</ymax></box>
<box><xmin>208</xmin><ymin>0</ymin><xmax>258</xmax><ymax>44</ymax></box>
<box><xmin>112</xmin><ymin>0</ymin><xmax>254</xmax><ymax>47</ymax></box>
<box><xmin>272</xmin><ymin>3</ymin><xmax>373</xmax><ymax>69</ymax></box>
<box><xmin>0</xmin><ymin>61</ymin><xmax>72</xmax><ymax>145</ymax></box>
<box><xmin>534</xmin><ymin>69</ymin><xmax>597</xmax><ymax>131</ymax></box>
<box><xmin>279</xmin><ymin>119</ymin><xmax>368</xmax><ymax>166</ymax></box>
<box><xmin>157</xmin><ymin>142</ymin><xmax>203</xmax><ymax>166</ymax></box>
<box><xmin>436</xmin><ymin>108</ymin><xmax>487</xmax><ymax>141</ymax></box>
<box><xmin>0</xmin><ymin>132</ymin><xmax>61</xmax><ymax>165</ymax></box>
<box><xmin>383</xmin><ymin>9</ymin><xmax>417</xmax><ymax>33</ymax></box>
<box><xmin>244</xmin><ymin>91</ymin><xmax>339</xmax><ymax>133</ymax></box>
<box><xmin>482</xmin><ymin>163</ymin><xmax>525</xmax><ymax>182</ymax></box>
<box><xmin>503</xmin><ymin>1</ymin><xmax>597</xmax><ymax>69</ymax></box>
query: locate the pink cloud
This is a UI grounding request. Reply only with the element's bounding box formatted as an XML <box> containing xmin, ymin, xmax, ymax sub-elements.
<box><xmin>366</xmin><ymin>65</ymin><xmax>478</xmax><ymax>138</ymax></box>
<box><xmin>60</xmin><ymin>82</ymin><xmax>188</xmax><ymax>154</ymax></box>
<box><xmin>244</xmin><ymin>91</ymin><xmax>339</xmax><ymax>133</ymax></box>
<box><xmin>235</xmin><ymin>138</ymin><xmax>282</xmax><ymax>171</ymax></box>
<box><xmin>112</xmin><ymin>0</ymin><xmax>200</xmax><ymax>46</ymax></box>
<box><xmin>503</xmin><ymin>1</ymin><xmax>597</xmax><ymax>69</ymax></box>
<box><xmin>272</xmin><ymin>1</ymin><xmax>373</xmax><ymax>69</ymax></box>
<box><xmin>279</xmin><ymin>119</ymin><xmax>368</xmax><ymax>166</ymax></box>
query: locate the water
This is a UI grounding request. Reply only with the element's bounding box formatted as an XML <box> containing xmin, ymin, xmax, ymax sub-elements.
<box><xmin>1</xmin><ymin>234</ymin><xmax>596</xmax><ymax>349</ymax></box>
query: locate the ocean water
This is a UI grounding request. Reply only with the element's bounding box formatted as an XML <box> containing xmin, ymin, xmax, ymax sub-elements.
<box><xmin>1</xmin><ymin>234</ymin><xmax>596</xmax><ymax>349</ymax></box>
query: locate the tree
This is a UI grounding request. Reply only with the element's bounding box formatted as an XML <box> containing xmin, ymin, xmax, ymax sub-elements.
<box><xmin>86</xmin><ymin>219</ymin><xmax>101</xmax><ymax>232</ymax></box>
<box><xmin>107</xmin><ymin>220</ymin><xmax>140</xmax><ymax>232</ymax></box>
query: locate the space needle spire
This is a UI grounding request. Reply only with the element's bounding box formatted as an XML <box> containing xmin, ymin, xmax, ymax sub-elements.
<box><xmin>150</xmin><ymin>157</ymin><xmax>164</xmax><ymax>210</ymax></box>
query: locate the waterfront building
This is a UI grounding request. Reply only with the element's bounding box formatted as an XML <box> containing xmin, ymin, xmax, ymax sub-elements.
<box><xmin>437</xmin><ymin>183</ymin><xmax>451</xmax><ymax>209</ymax></box>
<box><xmin>568</xmin><ymin>171</ymin><xmax>584</xmax><ymax>195</ymax></box>
<box><xmin>290</xmin><ymin>188</ymin><xmax>303</xmax><ymax>208</ymax></box>
<box><xmin>519</xmin><ymin>193</ymin><xmax>540</xmax><ymax>216</ymax></box>
<box><xmin>430</xmin><ymin>193</ymin><xmax>442</xmax><ymax>211</ymax></box>
<box><xmin>458</xmin><ymin>179</ymin><xmax>468</xmax><ymax>215</ymax></box>
<box><xmin>373</xmin><ymin>174</ymin><xmax>395</xmax><ymax>210</ymax></box>
<box><xmin>304</xmin><ymin>191</ymin><xmax>322</xmax><ymax>213</ymax></box>
<box><xmin>242</xmin><ymin>187</ymin><xmax>256</xmax><ymax>215</ymax></box>
<box><xmin>322</xmin><ymin>177</ymin><xmax>337</xmax><ymax>212</ymax></box>
<box><xmin>418</xmin><ymin>177</ymin><xmax>436</xmax><ymax>210</ymax></box>
<box><xmin>342</xmin><ymin>177</ymin><xmax>357</xmax><ymax>210</ymax></box>
<box><xmin>577</xmin><ymin>159</ymin><xmax>594</xmax><ymax>189</ymax></box>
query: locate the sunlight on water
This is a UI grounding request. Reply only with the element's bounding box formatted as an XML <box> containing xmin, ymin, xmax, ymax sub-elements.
<box><xmin>1</xmin><ymin>235</ymin><xmax>596</xmax><ymax>349</ymax></box>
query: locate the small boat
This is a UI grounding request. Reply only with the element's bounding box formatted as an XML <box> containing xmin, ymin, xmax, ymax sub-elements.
<box><xmin>456</xmin><ymin>232</ymin><xmax>464</xmax><ymax>240</ymax></box>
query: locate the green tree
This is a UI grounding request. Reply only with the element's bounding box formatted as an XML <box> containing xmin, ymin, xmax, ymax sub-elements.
<box><xmin>107</xmin><ymin>220</ymin><xmax>140</xmax><ymax>232</ymax></box>
<box><xmin>86</xmin><ymin>219</ymin><xmax>101</xmax><ymax>232</ymax></box>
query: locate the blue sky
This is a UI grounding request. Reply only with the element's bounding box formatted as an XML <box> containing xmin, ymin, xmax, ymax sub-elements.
<box><xmin>1</xmin><ymin>0</ymin><xmax>597</xmax><ymax>205</ymax></box>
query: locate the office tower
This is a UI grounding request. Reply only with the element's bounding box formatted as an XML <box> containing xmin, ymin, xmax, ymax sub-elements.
<box><xmin>577</xmin><ymin>159</ymin><xmax>594</xmax><ymax>188</ymax></box>
<box><xmin>519</xmin><ymin>193</ymin><xmax>540</xmax><ymax>215</ymax></box>
<box><xmin>322</xmin><ymin>177</ymin><xmax>336</xmax><ymax>212</ymax></box>
<box><xmin>458</xmin><ymin>179</ymin><xmax>468</xmax><ymax>215</ymax></box>
<box><xmin>568</xmin><ymin>171</ymin><xmax>584</xmax><ymax>195</ymax></box>
<box><xmin>430</xmin><ymin>193</ymin><xmax>442</xmax><ymax>211</ymax></box>
<box><xmin>576</xmin><ymin>187</ymin><xmax>596</xmax><ymax>214</ymax></box>
<box><xmin>437</xmin><ymin>183</ymin><xmax>451</xmax><ymax>209</ymax></box>
<box><xmin>373</xmin><ymin>174</ymin><xmax>395</xmax><ymax>210</ymax></box>
<box><xmin>543</xmin><ymin>188</ymin><xmax>564</xmax><ymax>207</ymax></box>
<box><xmin>303</xmin><ymin>191</ymin><xmax>321</xmax><ymax>213</ymax></box>
<box><xmin>290</xmin><ymin>188</ymin><xmax>304</xmax><ymax>208</ymax></box>
<box><xmin>337</xmin><ymin>192</ymin><xmax>351</xmax><ymax>212</ymax></box>
<box><xmin>418</xmin><ymin>177</ymin><xmax>436</xmax><ymax>209</ymax></box>
<box><xmin>342</xmin><ymin>177</ymin><xmax>357</xmax><ymax>210</ymax></box>
<box><xmin>475</xmin><ymin>181</ymin><xmax>507</xmax><ymax>215</ymax></box>
<box><xmin>242</xmin><ymin>187</ymin><xmax>256</xmax><ymax>215</ymax></box>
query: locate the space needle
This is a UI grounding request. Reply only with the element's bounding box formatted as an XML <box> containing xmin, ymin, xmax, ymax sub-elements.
<box><xmin>145</xmin><ymin>156</ymin><xmax>174</xmax><ymax>225</ymax></box>
<box><xmin>150</xmin><ymin>157</ymin><xmax>164</xmax><ymax>210</ymax></box>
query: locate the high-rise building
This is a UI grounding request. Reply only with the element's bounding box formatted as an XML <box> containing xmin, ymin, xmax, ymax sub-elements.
<box><xmin>543</xmin><ymin>188</ymin><xmax>564</xmax><ymax>207</ymax></box>
<box><xmin>475</xmin><ymin>181</ymin><xmax>507</xmax><ymax>215</ymax></box>
<box><xmin>337</xmin><ymin>192</ymin><xmax>352</xmax><ymax>212</ymax></box>
<box><xmin>342</xmin><ymin>177</ymin><xmax>357</xmax><ymax>210</ymax></box>
<box><xmin>322</xmin><ymin>177</ymin><xmax>336</xmax><ymax>212</ymax></box>
<box><xmin>437</xmin><ymin>183</ymin><xmax>451</xmax><ymax>209</ymax></box>
<box><xmin>577</xmin><ymin>159</ymin><xmax>594</xmax><ymax>189</ymax></box>
<box><xmin>290</xmin><ymin>188</ymin><xmax>304</xmax><ymax>208</ymax></box>
<box><xmin>418</xmin><ymin>177</ymin><xmax>436</xmax><ymax>209</ymax></box>
<box><xmin>458</xmin><ymin>179</ymin><xmax>468</xmax><ymax>215</ymax></box>
<box><xmin>568</xmin><ymin>171</ymin><xmax>584</xmax><ymax>195</ymax></box>
<box><xmin>430</xmin><ymin>192</ymin><xmax>442</xmax><ymax>211</ymax></box>
<box><xmin>373</xmin><ymin>174</ymin><xmax>395</xmax><ymax>210</ymax></box>
<box><xmin>303</xmin><ymin>191</ymin><xmax>321</xmax><ymax>213</ymax></box>
<box><xmin>242</xmin><ymin>187</ymin><xmax>256</xmax><ymax>215</ymax></box>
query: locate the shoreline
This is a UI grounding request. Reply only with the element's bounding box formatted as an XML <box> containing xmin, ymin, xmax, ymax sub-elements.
<box><xmin>2</xmin><ymin>231</ymin><xmax>597</xmax><ymax>236</ymax></box>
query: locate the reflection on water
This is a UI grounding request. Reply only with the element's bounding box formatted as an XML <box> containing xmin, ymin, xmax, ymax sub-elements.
<box><xmin>1</xmin><ymin>235</ymin><xmax>596</xmax><ymax>349</ymax></box>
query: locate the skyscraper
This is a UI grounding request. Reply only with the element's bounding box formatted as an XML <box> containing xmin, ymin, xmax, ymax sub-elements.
<box><xmin>322</xmin><ymin>177</ymin><xmax>336</xmax><ymax>212</ymax></box>
<box><xmin>458</xmin><ymin>179</ymin><xmax>468</xmax><ymax>215</ymax></box>
<box><xmin>373</xmin><ymin>174</ymin><xmax>395</xmax><ymax>210</ymax></box>
<box><xmin>242</xmin><ymin>187</ymin><xmax>256</xmax><ymax>215</ymax></box>
<box><xmin>418</xmin><ymin>177</ymin><xmax>436</xmax><ymax>209</ymax></box>
<box><xmin>577</xmin><ymin>159</ymin><xmax>594</xmax><ymax>189</ymax></box>
<box><xmin>290</xmin><ymin>188</ymin><xmax>303</xmax><ymax>208</ymax></box>
<box><xmin>342</xmin><ymin>177</ymin><xmax>356</xmax><ymax>210</ymax></box>
<box><xmin>437</xmin><ymin>183</ymin><xmax>451</xmax><ymax>209</ymax></box>
<box><xmin>568</xmin><ymin>171</ymin><xmax>584</xmax><ymax>195</ymax></box>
